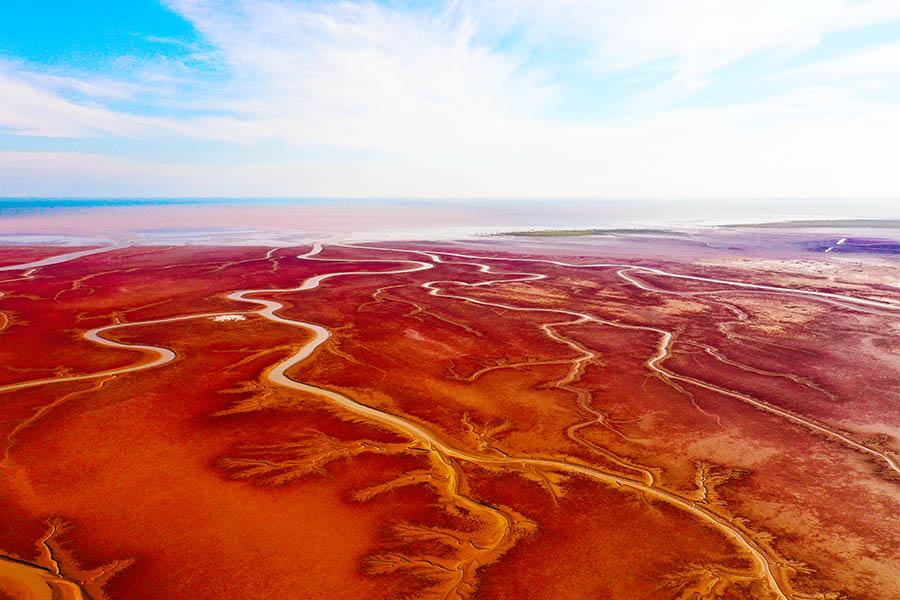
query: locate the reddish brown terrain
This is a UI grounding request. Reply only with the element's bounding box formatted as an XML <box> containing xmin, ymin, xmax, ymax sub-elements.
<box><xmin>0</xmin><ymin>233</ymin><xmax>897</xmax><ymax>599</ymax></box>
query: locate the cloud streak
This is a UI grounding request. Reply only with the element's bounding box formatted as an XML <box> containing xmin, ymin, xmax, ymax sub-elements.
<box><xmin>1</xmin><ymin>0</ymin><xmax>899</xmax><ymax>198</ymax></box>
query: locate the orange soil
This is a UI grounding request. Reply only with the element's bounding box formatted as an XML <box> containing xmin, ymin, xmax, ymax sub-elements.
<box><xmin>0</xmin><ymin>242</ymin><xmax>897</xmax><ymax>599</ymax></box>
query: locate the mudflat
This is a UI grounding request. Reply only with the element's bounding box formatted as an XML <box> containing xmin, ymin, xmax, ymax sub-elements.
<box><xmin>0</xmin><ymin>233</ymin><xmax>897</xmax><ymax>599</ymax></box>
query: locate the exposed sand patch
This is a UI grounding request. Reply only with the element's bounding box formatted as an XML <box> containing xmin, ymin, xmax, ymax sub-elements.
<box><xmin>212</xmin><ymin>314</ymin><xmax>246</xmax><ymax>322</ymax></box>
<box><xmin>731</xmin><ymin>297</ymin><xmax>826</xmax><ymax>334</ymax></box>
<box><xmin>660</xmin><ymin>298</ymin><xmax>710</xmax><ymax>316</ymax></box>
<box><xmin>403</xmin><ymin>327</ymin><xmax>459</xmax><ymax>355</ymax></box>
<box><xmin>698</xmin><ymin>257</ymin><xmax>900</xmax><ymax>290</ymax></box>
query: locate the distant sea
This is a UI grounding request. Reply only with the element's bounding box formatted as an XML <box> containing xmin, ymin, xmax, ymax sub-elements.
<box><xmin>0</xmin><ymin>197</ymin><xmax>328</xmax><ymax>215</ymax></box>
<box><xmin>0</xmin><ymin>198</ymin><xmax>897</xmax><ymax>242</ymax></box>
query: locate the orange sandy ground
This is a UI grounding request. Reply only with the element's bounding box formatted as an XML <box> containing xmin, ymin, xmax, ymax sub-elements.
<box><xmin>0</xmin><ymin>242</ymin><xmax>897</xmax><ymax>599</ymax></box>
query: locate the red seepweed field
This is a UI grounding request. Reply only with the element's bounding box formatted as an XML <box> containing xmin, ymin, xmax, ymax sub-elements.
<box><xmin>0</xmin><ymin>236</ymin><xmax>897</xmax><ymax>600</ymax></box>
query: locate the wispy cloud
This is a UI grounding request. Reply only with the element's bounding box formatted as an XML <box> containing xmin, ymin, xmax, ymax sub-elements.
<box><xmin>778</xmin><ymin>39</ymin><xmax>900</xmax><ymax>87</ymax></box>
<box><xmin>0</xmin><ymin>63</ymin><xmax>146</xmax><ymax>137</ymax></box>
<box><xmin>162</xmin><ymin>0</ymin><xmax>556</xmax><ymax>150</ymax></box>
<box><xmin>475</xmin><ymin>0</ymin><xmax>900</xmax><ymax>100</ymax></box>
<box><xmin>1</xmin><ymin>0</ymin><xmax>899</xmax><ymax>197</ymax></box>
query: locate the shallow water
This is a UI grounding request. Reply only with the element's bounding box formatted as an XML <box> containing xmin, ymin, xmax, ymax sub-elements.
<box><xmin>0</xmin><ymin>198</ymin><xmax>897</xmax><ymax>243</ymax></box>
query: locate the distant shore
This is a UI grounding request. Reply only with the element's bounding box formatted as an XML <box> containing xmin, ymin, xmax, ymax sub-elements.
<box><xmin>723</xmin><ymin>218</ymin><xmax>900</xmax><ymax>229</ymax></box>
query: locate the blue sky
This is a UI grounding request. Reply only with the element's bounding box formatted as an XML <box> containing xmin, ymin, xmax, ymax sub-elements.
<box><xmin>1</xmin><ymin>1</ymin><xmax>198</xmax><ymax>66</ymax></box>
<box><xmin>1</xmin><ymin>0</ymin><xmax>899</xmax><ymax>198</ymax></box>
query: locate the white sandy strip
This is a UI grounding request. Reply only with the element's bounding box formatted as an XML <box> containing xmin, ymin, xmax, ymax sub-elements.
<box><xmin>9</xmin><ymin>240</ymin><xmax>899</xmax><ymax>598</ymax></box>
<box><xmin>0</xmin><ymin>244</ymin><xmax>129</xmax><ymax>272</ymax></box>
<box><xmin>0</xmin><ymin>242</ymin><xmax>793</xmax><ymax>598</ymax></box>
<box><xmin>412</xmin><ymin>249</ymin><xmax>899</xmax><ymax>311</ymax></box>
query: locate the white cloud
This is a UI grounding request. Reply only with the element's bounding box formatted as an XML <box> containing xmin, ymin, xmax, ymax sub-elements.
<box><xmin>474</xmin><ymin>0</ymin><xmax>900</xmax><ymax>99</ymax></box>
<box><xmin>778</xmin><ymin>40</ymin><xmax>900</xmax><ymax>86</ymax></box>
<box><xmin>1</xmin><ymin>0</ymin><xmax>899</xmax><ymax>198</ymax></box>
<box><xmin>161</xmin><ymin>0</ymin><xmax>555</xmax><ymax>152</ymax></box>
<box><xmin>0</xmin><ymin>65</ymin><xmax>146</xmax><ymax>137</ymax></box>
<box><xmin>4</xmin><ymin>93</ymin><xmax>899</xmax><ymax>200</ymax></box>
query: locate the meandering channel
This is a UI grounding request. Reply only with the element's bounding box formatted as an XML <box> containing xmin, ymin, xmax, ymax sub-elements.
<box><xmin>5</xmin><ymin>240</ymin><xmax>896</xmax><ymax>599</ymax></box>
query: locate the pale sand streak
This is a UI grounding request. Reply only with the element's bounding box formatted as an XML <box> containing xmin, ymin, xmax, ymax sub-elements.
<box><xmin>419</xmin><ymin>249</ymin><xmax>900</xmax><ymax>311</ymax></box>
<box><xmin>4</xmin><ymin>238</ymin><xmax>893</xmax><ymax>597</ymax></box>
<box><xmin>345</xmin><ymin>243</ymin><xmax>900</xmax><ymax>475</ymax></box>
<box><xmin>18</xmin><ymin>241</ymin><xmax>895</xmax><ymax>597</ymax></box>
<box><xmin>2</xmin><ymin>239</ymin><xmax>896</xmax><ymax>597</ymax></box>
<box><xmin>247</xmin><ymin>244</ymin><xmax>792</xmax><ymax>600</ymax></box>
<box><xmin>7</xmin><ymin>243</ymin><xmax>897</xmax><ymax>598</ymax></box>
<box><xmin>0</xmin><ymin>241</ymin><xmax>793</xmax><ymax>598</ymax></box>
<box><xmin>0</xmin><ymin>244</ymin><xmax>129</xmax><ymax>272</ymax></box>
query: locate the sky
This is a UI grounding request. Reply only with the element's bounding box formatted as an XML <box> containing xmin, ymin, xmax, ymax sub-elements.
<box><xmin>1</xmin><ymin>0</ymin><xmax>900</xmax><ymax>199</ymax></box>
